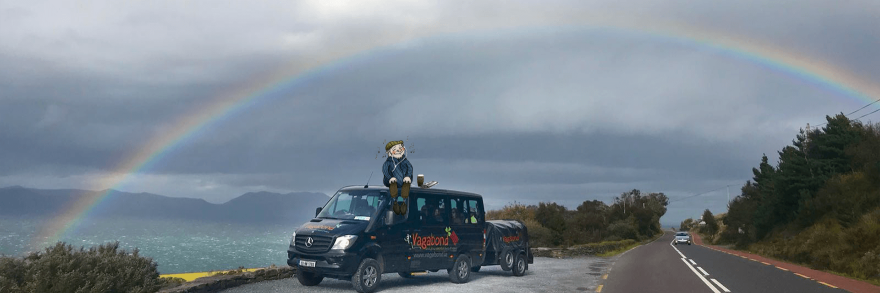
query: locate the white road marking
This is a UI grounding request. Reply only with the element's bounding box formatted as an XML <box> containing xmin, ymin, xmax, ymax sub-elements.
<box><xmin>711</xmin><ymin>278</ymin><xmax>731</xmax><ymax>292</ymax></box>
<box><xmin>679</xmin><ymin>258</ymin><xmax>721</xmax><ymax>293</ymax></box>
<box><xmin>697</xmin><ymin>266</ymin><xmax>710</xmax><ymax>276</ymax></box>
<box><xmin>689</xmin><ymin>259</ymin><xmax>696</xmax><ymax>265</ymax></box>
<box><xmin>671</xmin><ymin>240</ymin><xmax>721</xmax><ymax>293</ymax></box>
<box><xmin>670</xmin><ymin>240</ymin><xmax>686</xmax><ymax>258</ymax></box>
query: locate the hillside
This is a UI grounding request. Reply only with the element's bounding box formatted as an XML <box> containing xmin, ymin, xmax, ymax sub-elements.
<box><xmin>0</xmin><ymin>186</ymin><xmax>330</xmax><ymax>225</ymax></box>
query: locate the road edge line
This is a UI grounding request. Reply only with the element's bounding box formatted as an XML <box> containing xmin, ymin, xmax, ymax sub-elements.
<box><xmin>711</xmin><ymin>278</ymin><xmax>732</xmax><ymax>292</ymax></box>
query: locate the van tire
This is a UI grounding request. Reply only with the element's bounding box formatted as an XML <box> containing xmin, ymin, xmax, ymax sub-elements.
<box><xmin>295</xmin><ymin>269</ymin><xmax>324</xmax><ymax>286</ymax></box>
<box><xmin>512</xmin><ymin>252</ymin><xmax>527</xmax><ymax>276</ymax></box>
<box><xmin>352</xmin><ymin>258</ymin><xmax>381</xmax><ymax>293</ymax></box>
<box><xmin>448</xmin><ymin>255</ymin><xmax>472</xmax><ymax>284</ymax></box>
<box><xmin>500</xmin><ymin>248</ymin><xmax>515</xmax><ymax>271</ymax></box>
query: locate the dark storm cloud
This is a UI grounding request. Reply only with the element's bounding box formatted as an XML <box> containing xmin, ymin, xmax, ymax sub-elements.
<box><xmin>1</xmin><ymin>0</ymin><xmax>878</xmax><ymax>226</ymax></box>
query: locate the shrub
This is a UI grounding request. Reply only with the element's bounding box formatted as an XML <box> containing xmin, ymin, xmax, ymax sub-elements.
<box><xmin>0</xmin><ymin>241</ymin><xmax>166</xmax><ymax>293</ymax></box>
<box><xmin>522</xmin><ymin>219</ymin><xmax>554</xmax><ymax>247</ymax></box>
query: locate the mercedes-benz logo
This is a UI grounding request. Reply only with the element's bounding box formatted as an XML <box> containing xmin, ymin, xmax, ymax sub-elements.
<box><xmin>305</xmin><ymin>237</ymin><xmax>314</xmax><ymax>247</ymax></box>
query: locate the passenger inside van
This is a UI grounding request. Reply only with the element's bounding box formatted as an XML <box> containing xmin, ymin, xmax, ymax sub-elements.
<box><xmin>450</xmin><ymin>208</ymin><xmax>462</xmax><ymax>224</ymax></box>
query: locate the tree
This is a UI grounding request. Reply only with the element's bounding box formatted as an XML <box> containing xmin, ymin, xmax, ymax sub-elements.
<box><xmin>535</xmin><ymin>202</ymin><xmax>567</xmax><ymax>246</ymax></box>
<box><xmin>702</xmin><ymin>209</ymin><xmax>718</xmax><ymax>236</ymax></box>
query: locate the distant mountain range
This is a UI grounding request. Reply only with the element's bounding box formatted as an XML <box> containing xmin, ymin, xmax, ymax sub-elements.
<box><xmin>0</xmin><ymin>186</ymin><xmax>330</xmax><ymax>225</ymax></box>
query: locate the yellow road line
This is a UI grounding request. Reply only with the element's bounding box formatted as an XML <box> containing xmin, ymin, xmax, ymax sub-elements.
<box><xmin>776</xmin><ymin>266</ymin><xmax>789</xmax><ymax>271</ymax></box>
<box><xmin>748</xmin><ymin>258</ymin><xmax>758</xmax><ymax>262</ymax></box>
<box><xmin>596</xmin><ymin>284</ymin><xmax>604</xmax><ymax>292</ymax></box>
<box><xmin>818</xmin><ymin>281</ymin><xmax>837</xmax><ymax>289</ymax></box>
<box><xmin>160</xmin><ymin>268</ymin><xmax>263</xmax><ymax>282</ymax></box>
<box><xmin>602</xmin><ymin>274</ymin><xmax>608</xmax><ymax>279</ymax></box>
<box><xmin>761</xmin><ymin>262</ymin><xmax>771</xmax><ymax>265</ymax></box>
<box><xmin>794</xmin><ymin>273</ymin><xmax>811</xmax><ymax>279</ymax></box>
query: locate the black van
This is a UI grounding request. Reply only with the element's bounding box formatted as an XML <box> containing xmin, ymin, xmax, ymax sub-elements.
<box><xmin>287</xmin><ymin>185</ymin><xmax>531</xmax><ymax>293</ymax></box>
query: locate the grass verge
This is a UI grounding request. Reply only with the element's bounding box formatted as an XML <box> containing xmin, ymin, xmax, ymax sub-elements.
<box><xmin>596</xmin><ymin>232</ymin><xmax>664</xmax><ymax>257</ymax></box>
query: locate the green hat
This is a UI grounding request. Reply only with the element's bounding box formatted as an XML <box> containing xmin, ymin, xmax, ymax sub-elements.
<box><xmin>385</xmin><ymin>140</ymin><xmax>404</xmax><ymax>151</ymax></box>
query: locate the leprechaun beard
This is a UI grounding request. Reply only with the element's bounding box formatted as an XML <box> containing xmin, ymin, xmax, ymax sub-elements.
<box><xmin>389</xmin><ymin>151</ymin><xmax>405</xmax><ymax>159</ymax></box>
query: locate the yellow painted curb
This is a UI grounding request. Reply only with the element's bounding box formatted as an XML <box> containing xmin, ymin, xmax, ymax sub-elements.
<box><xmin>596</xmin><ymin>284</ymin><xmax>604</xmax><ymax>292</ymax></box>
<box><xmin>160</xmin><ymin>268</ymin><xmax>263</xmax><ymax>282</ymax></box>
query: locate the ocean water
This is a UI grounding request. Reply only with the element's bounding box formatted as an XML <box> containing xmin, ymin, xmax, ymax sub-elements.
<box><xmin>0</xmin><ymin>216</ymin><xmax>296</xmax><ymax>274</ymax></box>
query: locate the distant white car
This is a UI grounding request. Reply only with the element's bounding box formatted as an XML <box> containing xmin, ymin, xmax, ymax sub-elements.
<box><xmin>674</xmin><ymin>232</ymin><xmax>692</xmax><ymax>245</ymax></box>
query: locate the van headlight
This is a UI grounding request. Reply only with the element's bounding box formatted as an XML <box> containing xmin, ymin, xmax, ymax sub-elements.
<box><xmin>290</xmin><ymin>232</ymin><xmax>296</xmax><ymax>246</ymax></box>
<box><xmin>331</xmin><ymin>235</ymin><xmax>357</xmax><ymax>250</ymax></box>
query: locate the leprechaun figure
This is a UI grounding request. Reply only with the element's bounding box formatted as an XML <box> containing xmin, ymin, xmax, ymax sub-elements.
<box><xmin>383</xmin><ymin>140</ymin><xmax>412</xmax><ymax>214</ymax></box>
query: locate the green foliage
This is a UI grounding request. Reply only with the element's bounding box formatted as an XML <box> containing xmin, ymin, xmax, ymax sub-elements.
<box><xmin>701</xmin><ymin>209</ymin><xmax>718</xmax><ymax>236</ymax></box>
<box><xmin>536</xmin><ymin>202</ymin><xmax>567</xmax><ymax>246</ymax></box>
<box><xmin>680</xmin><ymin>218</ymin><xmax>695</xmax><ymax>231</ymax></box>
<box><xmin>485</xmin><ymin>202</ymin><xmax>554</xmax><ymax>247</ymax></box>
<box><xmin>0</xmin><ymin>241</ymin><xmax>167</xmax><ymax>293</ymax></box>
<box><xmin>486</xmin><ymin>189</ymin><xmax>668</xmax><ymax>248</ymax></box>
<box><xmin>717</xmin><ymin>115</ymin><xmax>880</xmax><ymax>283</ymax></box>
<box><xmin>485</xmin><ymin>201</ymin><xmax>536</xmax><ymax>222</ymax></box>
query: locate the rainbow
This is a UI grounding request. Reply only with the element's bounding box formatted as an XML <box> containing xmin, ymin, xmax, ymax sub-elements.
<box><xmin>30</xmin><ymin>17</ymin><xmax>880</xmax><ymax>250</ymax></box>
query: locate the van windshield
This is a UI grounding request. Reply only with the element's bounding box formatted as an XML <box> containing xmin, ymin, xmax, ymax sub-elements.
<box><xmin>317</xmin><ymin>190</ymin><xmax>383</xmax><ymax>221</ymax></box>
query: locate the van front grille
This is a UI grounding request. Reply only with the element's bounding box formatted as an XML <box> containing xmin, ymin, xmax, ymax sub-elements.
<box><xmin>295</xmin><ymin>234</ymin><xmax>333</xmax><ymax>253</ymax></box>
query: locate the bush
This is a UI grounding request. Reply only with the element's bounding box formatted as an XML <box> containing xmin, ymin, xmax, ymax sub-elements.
<box><xmin>522</xmin><ymin>219</ymin><xmax>554</xmax><ymax>247</ymax></box>
<box><xmin>0</xmin><ymin>241</ymin><xmax>167</xmax><ymax>293</ymax></box>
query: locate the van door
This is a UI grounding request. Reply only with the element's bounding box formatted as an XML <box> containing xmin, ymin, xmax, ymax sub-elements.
<box><xmin>450</xmin><ymin>195</ymin><xmax>483</xmax><ymax>265</ymax></box>
<box><xmin>376</xmin><ymin>194</ymin><xmax>410</xmax><ymax>273</ymax></box>
<box><xmin>409</xmin><ymin>193</ymin><xmax>450</xmax><ymax>270</ymax></box>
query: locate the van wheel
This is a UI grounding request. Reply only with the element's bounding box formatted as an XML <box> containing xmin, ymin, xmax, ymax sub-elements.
<box><xmin>398</xmin><ymin>272</ymin><xmax>414</xmax><ymax>278</ymax></box>
<box><xmin>295</xmin><ymin>269</ymin><xmax>324</xmax><ymax>286</ymax></box>
<box><xmin>512</xmin><ymin>252</ymin><xmax>527</xmax><ymax>276</ymax></box>
<box><xmin>448</xmin><ymin>255</ymin><xmax>472</xmax><ymax>284</ymax></box>
<box><xmin>500</xmin><ymin>248</ymin><xmax>514</xmax><ymax>271</ymax></box>
<box><xmin>351</xmin><ymin>258</ymin><xmax>381</xmax><ymax>293</ymax></box>
<box><xmin>470</xmin><ymin>266</ymin><xmax>481</xmax><ymax>272</ymax></box>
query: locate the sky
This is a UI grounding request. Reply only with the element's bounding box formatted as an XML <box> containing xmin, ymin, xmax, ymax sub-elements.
<box><xmin>1</xmin><ymin>0</ymin><xmax>879</xmax><ymax>227</ymax></box>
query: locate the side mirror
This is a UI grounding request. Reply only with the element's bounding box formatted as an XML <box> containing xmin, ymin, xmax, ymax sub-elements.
<box><xmin>385</xmin><ymin>210</ymin><xmax>394</xmax><ymax>226</ymax></box>
<box><xmin>315</xmin><ymin>207</ymin><xmax>322</xmax><ymax>217</ymax></box>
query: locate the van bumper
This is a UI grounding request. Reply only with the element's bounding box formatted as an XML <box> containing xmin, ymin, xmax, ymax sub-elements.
<box><xmin>287</xmin><ymin>245</ymin><xmax>360</xmax><ymax>276</ymax></box>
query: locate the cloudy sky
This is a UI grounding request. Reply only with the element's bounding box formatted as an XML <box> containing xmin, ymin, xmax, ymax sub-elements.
<box><xmin>2</xmin><ymin>0</ymin><xmax>879</xmax><ymax>226</ymax></box>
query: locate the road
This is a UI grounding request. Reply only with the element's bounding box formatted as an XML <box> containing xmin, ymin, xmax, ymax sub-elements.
<box><xmin>602</xmin><ymin>231</ymin><xmax>850</xmax><ymax>293</ymax></box>
<box><xmin>221</xmin><ymin>256</ymin><xmax>612</xmax><ymax>293</ymax></box>
<box><xmin>222</xmin><ymin>231</ymin><xmax>864</xmax><ymax>293</ymax></box>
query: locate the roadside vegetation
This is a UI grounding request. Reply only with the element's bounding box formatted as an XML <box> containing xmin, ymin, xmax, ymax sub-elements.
<box><xmin>684</xmin><ymin>114</ymin><xmax>880</xmax><ymax>284</ymax></box>
<box><xmin>486</xmin><ymin>189</ymin><xmax>669</xmax><ymax>248</ymax></box>
<box><xmin>0</xmin><ymin>241</ymin><xmax>182</xmax><ymax>293</ymax></box>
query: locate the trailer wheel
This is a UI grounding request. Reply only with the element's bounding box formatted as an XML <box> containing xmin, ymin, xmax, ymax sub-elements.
<box><xmin>499</xmin><ymin>248</ymin><xmax>514</xmax><ymax>271</ymax></box>
<box><xmin>512</xmin><ymin>252</ymin><xmax>527</xmax><ymax>276</ymax></box>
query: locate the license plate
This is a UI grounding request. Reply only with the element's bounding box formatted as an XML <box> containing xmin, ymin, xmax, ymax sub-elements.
<box><xmin>299</xmin><ymin>260</ymin><xmax>316</xmax><ymax>267</ymax></box>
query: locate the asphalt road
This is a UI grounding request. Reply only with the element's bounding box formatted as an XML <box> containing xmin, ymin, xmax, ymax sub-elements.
<box><xmin>221</xmin><ymin>256</ymin><xmax>611</xmax><ymax>293</ymax></box>
<box><xmin>603</xmin><ymin>231</ymin><xmax>850</xmax><ymax>293</ymax></box>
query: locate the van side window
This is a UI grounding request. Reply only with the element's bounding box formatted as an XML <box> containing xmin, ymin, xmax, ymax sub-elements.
<box><xmin>465</xmin><ymin>199</ymin><xmax>482</xmax><ymax>224</ymax></box>
<box><xmin>415</xmin><ymin>195</ymin><xmax>447</xmax><ymax>225</ymax></box>
<box><xmin>449</xmin><ymin>197</ymin><xmax>464</xmax><ymax>225</ymax></box>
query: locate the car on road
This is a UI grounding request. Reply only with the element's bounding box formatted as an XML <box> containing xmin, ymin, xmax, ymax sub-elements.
<box><xmin>674</xmin><ymin>232</ymin><xmax>692</xmax><ymax>245</ymax></box>
<box><xmin>287</xmin><ymin>185</ymin><xmax>532</xmax><ymax>293</ymax></box>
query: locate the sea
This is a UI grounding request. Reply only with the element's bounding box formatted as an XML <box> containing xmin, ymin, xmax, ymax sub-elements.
<box><xmin>0</xmin><ymin>216</ymin><xmax>296</xmax><ymax>274</ymax></box>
